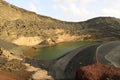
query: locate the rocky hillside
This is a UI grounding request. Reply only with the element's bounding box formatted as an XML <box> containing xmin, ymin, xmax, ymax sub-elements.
<box><xmin>0</xmin><ymin>0</ymin><xmax>120</xmax><ymax>46</ymax></box>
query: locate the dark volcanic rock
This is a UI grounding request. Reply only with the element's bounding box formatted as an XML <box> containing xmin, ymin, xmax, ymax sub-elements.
<box><xmin>96</xmin><ymin>41</ymin><xmax>120</xmax><ymax>67</ymax></box>
<box><xmin>75</xmin><ymin>63</ymin><xmax>120</xmax><ymax>80</ymax></box>
<box><xmin>51</xmin><ymin>41</ymin><xmax>120</xmax><ymax>79</ymax></box>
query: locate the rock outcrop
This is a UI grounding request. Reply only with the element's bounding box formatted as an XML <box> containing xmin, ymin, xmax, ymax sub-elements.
<box><xmin>0</xmin><ymin>48</ymin><xmax>22</xmax><ymax>60</ymax></box>
<box><xmin>12</xmin><ymin>36</ymin><xmax>43</xmax><ymax>46</ymax></box>
<box><xmin>76</xmin><ymin>63</ymin><xmax>120</xmax><ymax>80</ymax></box>
<box><xmin>24</xmin><ymin>63</ymin><xmax>53</xmax><ymax>80</ymax></box>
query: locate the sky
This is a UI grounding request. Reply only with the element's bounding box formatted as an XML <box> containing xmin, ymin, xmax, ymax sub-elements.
<box><xmin>4</xmin><ymin>0</ymin><xmax>120</xmax><ymax>22</ymax></box>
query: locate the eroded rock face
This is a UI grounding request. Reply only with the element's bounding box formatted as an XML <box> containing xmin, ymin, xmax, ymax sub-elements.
<box><xmin>76</xmin><ymin>63</ymin><xmax>120</xmax><ymax>80</ymax></box>
<box><xmin>12</xmin><ymin>36</ymin><xmax>43</xmax><ymax>46</ymax></box>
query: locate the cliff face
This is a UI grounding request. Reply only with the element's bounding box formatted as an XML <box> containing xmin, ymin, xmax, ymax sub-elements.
<box><xmin>0</xmin><ymin>0</ymin><xmax>120</xmax><ymax>46</ymax></box>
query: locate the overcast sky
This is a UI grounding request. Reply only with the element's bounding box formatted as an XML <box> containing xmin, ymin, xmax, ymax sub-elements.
<box><xmin>5</xmin><ymin>0</ymin><xmax>120</xmax><ymax>22</ymax></box>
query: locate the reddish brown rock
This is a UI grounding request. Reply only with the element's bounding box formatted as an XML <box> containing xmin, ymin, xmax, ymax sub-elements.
<box><xmin>76</xmin><ymin>63</ymin><xmax>120</xmax><ymax>80</ymax></box>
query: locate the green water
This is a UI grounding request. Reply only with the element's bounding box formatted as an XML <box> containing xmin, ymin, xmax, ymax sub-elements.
<box><xmin>34</xmin><ymin>41</ymin><xmax>94</xmax><ymax>60</ymax></box>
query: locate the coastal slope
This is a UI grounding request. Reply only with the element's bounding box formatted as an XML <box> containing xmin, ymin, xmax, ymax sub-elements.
<box><xmin>0</xmin><ymin>0</ymin><xmax>120</xmax><ymax>46</ymax></box>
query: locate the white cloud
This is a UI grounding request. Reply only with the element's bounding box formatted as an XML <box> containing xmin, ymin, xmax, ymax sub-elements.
<box><xmin>53</xmin><ymin>0</ymin><xmax>78</xmax><ymax>3</ymax></box>
<box><xmin>61</xmin><ymin>5</ymin><xmax>96</xmax><ymax>21</ymax></box>
<box><xmin>99</xmin><ymin>0</ymin><xmax>120</xmax><ymax>18</ymax></box>
<box><xmin>32</xmin><ymin>0</ymin><xmax>40</xmax><ymax>4</ymax></box>
<box><xmin>55</xmin><ymin>0</ymin><xmax>120</xmax><ymax>21</ymax></box>
<box><xmin>26</xmin><ymin>3</ymin><xmax>38</xmax><ymax>13</ymax></box>
<box><xmin>54</xmin><ymin>0</ymin><xmax>97</xmax><ymax>21</ymax></box>
<box><xmin>79</xmin><ymin>0</ymin><xmax>96</xmax><ymax>8</ymax></box>
<box><xmin>101</xmin><ymin>8</ymin><xmax>120</xmax><ymax>17</ymax></box>
<box><xmin>52</xmin><ymin>5</ymin><xmax>57</xmax><ymax>10</ymax></box>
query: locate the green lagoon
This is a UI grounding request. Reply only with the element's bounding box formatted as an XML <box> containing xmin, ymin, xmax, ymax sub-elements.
<box><xmin>25</xmin><ymin>41</ymin><xmax>94</xmax><ymax>60</ymax></box>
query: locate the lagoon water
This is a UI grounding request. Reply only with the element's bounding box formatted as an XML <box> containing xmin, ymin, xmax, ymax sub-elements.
<box><xmin>25</xmin><ymin>41</ymin><xmax>94</xmax><ymax>60</ymax></box>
